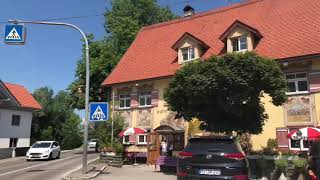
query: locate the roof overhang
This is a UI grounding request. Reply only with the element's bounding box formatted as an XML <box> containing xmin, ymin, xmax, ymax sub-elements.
<box><xmin>171</xmin><ymin>32</ymin><xmax>210</xmax><ymax>51</ymax></box>
<box><xmin>0</xmin><ymin>80</ymin><xmax>20</xmax><ymax>108</ymax></box>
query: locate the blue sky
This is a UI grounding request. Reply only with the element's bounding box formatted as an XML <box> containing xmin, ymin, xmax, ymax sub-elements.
<box><xmin>0</xmin><ymin>0</ymin><xmax>240</xmax><ymax>116</ymax></box>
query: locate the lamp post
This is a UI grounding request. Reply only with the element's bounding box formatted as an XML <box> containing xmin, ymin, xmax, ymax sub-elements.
<box><xmin>7</xmin><ymin>19</ymin><xmax>90</xmax><ymax>174</ymax></box>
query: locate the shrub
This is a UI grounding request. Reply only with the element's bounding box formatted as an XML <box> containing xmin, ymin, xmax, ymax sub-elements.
<box><xmin>237</xmin><ymin>133</ymin><xmax>252</xmax><ymax>154</ymax></box>
<box><xmin>293</xmin><ymin>158</ymin><xmax>307</xmax><ymax>170</ymax></box>
<box><xmin>275</xmin><ymin>158</ymin><xmax>288</xmax><ymax>172</ymax></box>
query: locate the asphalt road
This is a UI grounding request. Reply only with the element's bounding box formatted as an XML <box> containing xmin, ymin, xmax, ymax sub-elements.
<box><xmin>0</xmin><ymin>148</ymin><xmax>99</xmax><ymax>180</ymax></box>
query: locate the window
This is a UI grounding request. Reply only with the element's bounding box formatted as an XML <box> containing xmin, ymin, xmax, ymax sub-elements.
<box><xmin>119</xmin><ymin>94</ymin><xmax>131</xmax><ymax>109</ymax></box>
<box><xmin>181</xmin><ymin>47</ymin><xmax>195</xmax><ymax>61</ymax></box>
<box><xmin>139</xmin><ymin>92</ymin><xmax>151</xmax><ymax>107</ymax></box>
<box><xmin>231</xmin><ymin>36</ymin><xmax>247</xmax><ymax>52</ymax></box>
<box><xmin>290</xmin><ymin>139</ymin><xmax>300</xmax><ymax>148</ymax></box>
<box><xmin>286</xmin><ymin>72</ymin><xmax>308</xmax><ymax>94</ymax></box>
<box><xmin>9</xmin><ymin>138</ymin><xmax>18</xmax><ymax>148</ymax></box>
<box><xmin>11</xmin><ymin>115</ymin><xmax>20</xmax><ymax>126</ymax></box>
<box><xmin>123</xmin><ymin>136</ymin><xmax>130</xmax><ymax>144</ymax></box>
<box><xmin>137</xmin><ymin>134</ymin><xmax>147</xmax><ymax>145</ymax></box>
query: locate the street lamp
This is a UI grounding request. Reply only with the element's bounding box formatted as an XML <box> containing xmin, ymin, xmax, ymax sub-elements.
<box><xmin>8</xmin><ymin>19</ymin><xmax>90</xmax><ymax>174</ymax></box>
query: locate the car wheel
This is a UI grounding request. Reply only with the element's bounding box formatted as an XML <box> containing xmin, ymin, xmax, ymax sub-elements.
<box><xmin>56</xmin><ymin>152</ymin><xmax>60</xmax><ymax>159</ymax></box>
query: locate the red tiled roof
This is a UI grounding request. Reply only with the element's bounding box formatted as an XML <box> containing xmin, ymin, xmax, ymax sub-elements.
<box><xmin>4</xmin><ymin>83</ymin><xmax>42</xmax><ymax>110</ymax></box>
<box><xmin>102</xmin><ymin>0</ymin><xmax>320</xmax><ymax>86</ymax></box>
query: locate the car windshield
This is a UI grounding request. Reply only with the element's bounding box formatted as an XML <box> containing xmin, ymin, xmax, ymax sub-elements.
<box><xmin>31</xmin><ymin>142</ymin><xmax>52</xmax><ymax>148</ymax></box>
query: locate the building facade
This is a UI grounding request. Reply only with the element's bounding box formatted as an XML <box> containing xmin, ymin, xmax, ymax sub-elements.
<box><xmin>0</xmin><ymin>81</ymin><xmax>41</xmax><ymax>158</ymax></box>
<box><xmin>102</xmin><ymin>0</ymin><xmax>320</xmax><ymax>152</ymax></box>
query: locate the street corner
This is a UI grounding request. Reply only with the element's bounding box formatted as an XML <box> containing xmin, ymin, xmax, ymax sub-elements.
<box><xmin>62</xmin><ymin>160</ymin><xmax>107</xmax><ymax>180</ymax></box>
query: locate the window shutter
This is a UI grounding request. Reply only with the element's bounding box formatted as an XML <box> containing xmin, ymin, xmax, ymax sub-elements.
<box><xmin>113</xmin><ymin>93</ymin><xmax>119</xmax><ymax>110</ymax></box>
<box><xmin>276</xmin><ymin>128</ymin><xmax>289</xmax><ymax>148</ymax></box>
<box><xmin>309</xmin><ymin>72</ymin><xmax>320</xmax><ymax>93</ymax></box>
<box><xmin>130</xmin><ymin>93</ymin><xmax>138</xmax><ymax>108</ymax></box>
<box><xmin>129</xmin><ymin>135</ymin><xmax>136</xmax><ymax>144</ymax></box>
<box><xmin>151</xmin><ymin>90</ymin><xmax>159</xmax><ymax>107</ymax></box>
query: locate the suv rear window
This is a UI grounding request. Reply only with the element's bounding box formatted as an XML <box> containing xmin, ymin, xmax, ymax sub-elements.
<box><xmin>184</xmin><ymin>138</ymin><xmax>240</xmax><ymax>153</ymax></box>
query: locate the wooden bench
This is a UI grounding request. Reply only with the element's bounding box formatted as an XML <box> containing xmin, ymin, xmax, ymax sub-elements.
<box><xmin>155</xmin><ymin>156</ymin><xmax>177</xmax><ymax>172</ymax></box>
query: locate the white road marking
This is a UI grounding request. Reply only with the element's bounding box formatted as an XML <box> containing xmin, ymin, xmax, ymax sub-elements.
<box><xmin>0</xmin><ymin>154</ymin><xmax>81</xmax><ymax>177</ymax></box>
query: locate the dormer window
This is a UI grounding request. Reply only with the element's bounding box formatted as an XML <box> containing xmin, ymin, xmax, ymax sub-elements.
<box><xmin>182</xmin><ymin>47</ymin><xmax>195</xmax><ymax>61</ymax></box>
<box><xmin>172</xmin><ymin>32</ymin><xmax>209</xmax><ymax>64</ymax></box>
<box><xmin>231</xmin><ymin>36</ymin><xmax>248</xmax><ymax>52</ymax></box>
<box><xmin>219</xmin><ymin>20</ymin><xmax>262</xmax><ymax>53</ymax></box>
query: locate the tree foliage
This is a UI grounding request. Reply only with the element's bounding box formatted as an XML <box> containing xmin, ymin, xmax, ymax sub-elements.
<box><xmin>68</xmin><ymin>0</ymin><xmax>177</xmax><ymax>109</ymax></box>
<box><xmin>31</xmin><ymin>87</ymin><xmax>82</xmax><ymax>149</ymax></box>
<box><xmin>164</xmin><ymin>52</ymin><xmax>287</xmax><ymax>134</ymax></box>
<box><xmin>61</xmin><ymin>113</ymin><xmax>82</xmax><ymax>150</ymax></box>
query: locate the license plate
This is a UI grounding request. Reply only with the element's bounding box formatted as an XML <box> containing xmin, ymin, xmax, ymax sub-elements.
<box><xmin>199</xmin><ymin>169</ymin><xmax>221</xmax><ymax>175</ymax></box>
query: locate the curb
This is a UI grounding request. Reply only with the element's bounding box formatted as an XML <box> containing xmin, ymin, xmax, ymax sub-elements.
<box><xmin>62</xmin><ymin>157</ymin><xmax>107</xmax><ymax>180</ymax></box>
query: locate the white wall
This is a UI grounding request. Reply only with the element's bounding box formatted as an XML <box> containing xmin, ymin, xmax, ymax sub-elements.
<box><xmin>0</xmin><ymin>109</ymin><xmax>32</xmax><ymax>148</ymax></box>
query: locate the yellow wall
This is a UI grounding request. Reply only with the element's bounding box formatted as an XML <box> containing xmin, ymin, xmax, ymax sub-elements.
<box><xmin>316</xmin><ymin>93</ymin><xmax>320</xmax><ymax>126</ymax></box>
<box><xmin>251</xmin><ymin>95</ymin><xmax>284</xmax><ymax>150</ymax></box>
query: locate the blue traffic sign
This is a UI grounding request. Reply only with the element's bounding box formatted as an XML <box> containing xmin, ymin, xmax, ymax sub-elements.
<box><xmin>4</xmin><ymin>24</ymin><xmax>26</xmax><ymax>44</ymax></box>
<box><xmin>89</xmin><ymin>102</ymin><xmax>109</xmax><ymax>122</ymax></box>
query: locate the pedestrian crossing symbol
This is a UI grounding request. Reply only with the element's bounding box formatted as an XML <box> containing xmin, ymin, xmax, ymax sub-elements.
<box><xmin>89</xmin><ymin>102</ymin><xmax>109</xmax><ymax>122</ymax></box>
<box><xmin>4</xmin><ymin>24</ymin><xmax>26</xmax><ymax>44</ymax></box>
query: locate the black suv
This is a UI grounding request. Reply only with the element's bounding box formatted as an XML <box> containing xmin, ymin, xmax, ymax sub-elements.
<box><xmin>177</xmin><ymin>136</ymin><xmax>248</xmax><ymax>180</ymax></box>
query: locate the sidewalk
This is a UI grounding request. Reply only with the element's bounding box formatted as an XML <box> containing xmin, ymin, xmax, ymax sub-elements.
<box><xmin>96</xmin><ymin>165</ymin><xmax>176</xmax><ymax>180</ymax></box>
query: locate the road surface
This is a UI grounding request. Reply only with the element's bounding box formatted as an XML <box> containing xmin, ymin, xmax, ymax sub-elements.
<box><xmin>0</xmin><ymin>148</ymin><xmax>98</xmax><ymax>180</ymax></box>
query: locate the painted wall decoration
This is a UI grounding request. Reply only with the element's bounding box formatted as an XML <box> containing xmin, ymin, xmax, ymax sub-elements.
<box><xmin>120</xmin><ymin>110</ymin><xmax>131</xmax><ymax>127</ymax></box>
<box><xmin>286</xmin><ymin>96</ymin><xmax>312</xmax><ymax>123</ymax></box>
<box><xmin>137</xmin><ymin>109</ymin><xmax>152</xmax><ymax>127</ymax></box>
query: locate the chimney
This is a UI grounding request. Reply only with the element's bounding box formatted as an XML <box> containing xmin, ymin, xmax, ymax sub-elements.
<box><xmin>183</xmin><ymin>5</ymin><xmax>195</xmax><ymax>17</ymax></box>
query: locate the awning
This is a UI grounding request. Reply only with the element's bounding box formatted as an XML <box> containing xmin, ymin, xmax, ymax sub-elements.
<box><xmin>118</xmin><ymin>127</ymin><xmax>146</xmax><ymax>137</ymax></box>
<box><xmin>287</xmin><ymin>127</ymin><xmax>320</xmax><ymax>140</ymax></box>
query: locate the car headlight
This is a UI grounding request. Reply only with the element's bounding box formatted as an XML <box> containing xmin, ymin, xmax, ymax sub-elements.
<box><xmin>43</xmin><ymin>150</ymin><xmax>49</xmax><ymax>155</ymax></box>
<box><xmin>26</xmin><ymin>150</ymin><xmax>30</xmax><ymax>155</ymax></box>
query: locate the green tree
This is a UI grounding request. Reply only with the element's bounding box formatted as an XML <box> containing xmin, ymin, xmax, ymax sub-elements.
<box><xmin>61</xmin><ymin>113</ymin><xmax>82</xmax><ymax>150</ymax></box>
<box><xmin>31</xmin><ymin>87</ymin><xmax>76</xmax><ymax>143</ymax></box>
<box><xmin>89</xmin><ymin>113</ymin><xmax>125</xmax><ymax>147</ymax></box>
<box><xmin>164</xmin><ymin>52</ymin><xmax>287</xmax><ymax>134</ymax></box>
<box><xmin>68</xmin><ymin>0</ymin><xmax>177</xmax><ymax>109</ymax></box>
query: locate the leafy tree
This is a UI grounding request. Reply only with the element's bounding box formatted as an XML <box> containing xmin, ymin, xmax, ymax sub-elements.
<box><xmin>89</xmin><ymin>113</ymin><xmax>125</xmax><ymax>147</ymax></box>
<box><xmin>164</xmin><ymin>52</ymin><xmax>287</xmax><ymax>134</ymax></box>
<box><xmin>61</xmin><ymin>113</ymin><xmax>82</xmax><ymax>150</ymax></box>
<box><xmin>68</xmin><ymin>0</ymin><xmax>177</xmax><ymax>109</ymax></box>
<box><xmin>31</xmin><ymin>87</ymin><xmax>78</xmax><ymax>146</ymax></box>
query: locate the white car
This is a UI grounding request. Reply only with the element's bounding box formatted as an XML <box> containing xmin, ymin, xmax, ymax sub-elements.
<box><xmin>26</xmin><ymin>141</ymin><xmax>61</xmax><ymax>161</ymax></box>
<box><xmin>88</xmin><ymin>139</ymin><xmax>99</xmax><ymax>148</ymax></box>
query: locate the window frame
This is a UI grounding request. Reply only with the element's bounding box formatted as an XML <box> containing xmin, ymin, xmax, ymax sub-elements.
<box><xmin>139</xmin><ymin>91</ymin><xmax>152</xmax><ymax>108</ymax></box>
<box><xmin>288</xmin><ymin>139</ymin><xmax>312</xmax><ymax>151</ymax></box>
<box><xmin>122</xmin><ymin>135</ymin><xmax>130</xmax><ymax>144</ymax></box>
<box><xmin>9</xmin><ymin>138</ymin><xmax>18</xmax><ymax>148</ymax></box>
<box><xmin>181</xmin><ymin>46</ymin><xmax>196</xmax><ymax>62</ymax></box>
<box><xmin>137</xmin><ymin>134</ymin><xmax>147</xmax><ymax>145</ymax></box>
<box><xmin>11</xmin><ymin>115</ymin><xmax>21</xmax><ymax>126</ymax></box>
<box><xmin>231</xmin><ymin>35</ymin><xmax>248</xmax><ymax>52</ymax></box>
<box><xmin>285</xmin><ymin>72</ymin><xmax>309</xmax><ymax>95</ymax></box>
<box><xmin>119</xmin><ymin>93</ymin><xmax>131</xmax><ymax>109</ymax></box>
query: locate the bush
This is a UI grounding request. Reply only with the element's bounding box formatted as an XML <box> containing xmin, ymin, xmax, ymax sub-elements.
<box><xmin>260</xmin><ymin>138</ymin><xmax>279</xmax><ymax>156</ymax></box>
<box><xmin>237</xmin><ymin>133</ymin><xmax>252</xmax><ymax>154</ymax></box>
<box><xmin>275</xmin><ymin>158</ymin><xmax>288</xmax><ymax>172</ymax></box>
<box><xmin>293</xmin><ymin>158</ymin><xmax>307</xmax><ymax>170</ymax></box>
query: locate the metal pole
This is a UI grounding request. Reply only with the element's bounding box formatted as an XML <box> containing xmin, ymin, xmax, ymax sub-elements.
<box><xmin>8</xmin><ymin>19</ymin><xmax>90</xmax><ymax>174</ymax></box>
<box><xmin>111</xmin><ymin>89</ymin><xmax>114</xmax><ymax>143</ymax></box>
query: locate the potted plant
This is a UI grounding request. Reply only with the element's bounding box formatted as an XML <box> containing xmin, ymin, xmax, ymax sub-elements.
<box><xmin>292</xmin><ymin>158</ymin><xmax>307</xmax><ymax>179</ymax></box>
<box><xmin>275</xmin><ymin>158</ymin><xmax>288</xmax><ymax>179</ymax></box>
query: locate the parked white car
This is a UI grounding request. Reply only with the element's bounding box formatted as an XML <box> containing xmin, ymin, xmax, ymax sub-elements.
<box><xmin>26</xmin><ymin>141</ymin><xmax>61</xmax><ymax>161</ymax></box>
<box><xmin>88</xmin><ymin>139</ymin><xmax>99</xmax><ymax>148</ymax></box>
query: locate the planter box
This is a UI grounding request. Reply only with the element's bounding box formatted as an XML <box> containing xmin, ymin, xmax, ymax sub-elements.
<box><xmin>100</xmin><ymin>153</ymin><xmax>123</xmax><ymax>168</ymax></box>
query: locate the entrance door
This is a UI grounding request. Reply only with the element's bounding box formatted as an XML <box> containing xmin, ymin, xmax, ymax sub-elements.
<box><xmin>147</xmin><ymin>132</ymin><xmax>160</xmax><ymax>165</ymax></box>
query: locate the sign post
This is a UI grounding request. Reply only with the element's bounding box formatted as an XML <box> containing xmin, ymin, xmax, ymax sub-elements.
<box><xmin>6</xmin><ymin>19</ymin><xmax>90</xmax><ymax>174</ymax></box>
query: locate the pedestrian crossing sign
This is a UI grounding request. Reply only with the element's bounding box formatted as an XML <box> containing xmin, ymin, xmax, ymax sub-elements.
<box><xmin>4</xmin><ymin>25</ymin><xmax>26</xmax><ymax>44</ymax></box>
<box><xmin>89</xmin><ymin>102</ymin><xmax>109</xmax><ymax>122</ymax></box>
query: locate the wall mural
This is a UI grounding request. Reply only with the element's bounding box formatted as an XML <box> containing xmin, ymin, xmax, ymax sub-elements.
<box><xmin>120</xmin><ymin>110</ymin><xmax>131</xmax><ymax>127</ymax></box>
<box><xmin>160</xmin><ymin>111</ymin><xmax>186</xmax><ymax>130</ymax></box>
<box><xmin>137</xmin><ymin>109</ymin><xmax>151</xmax><ymax>127</ymax></box>
<box><xmin>286</xmin><ymin>95</ymin><xmax>312</xmax><ymax>123</ymax></box>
